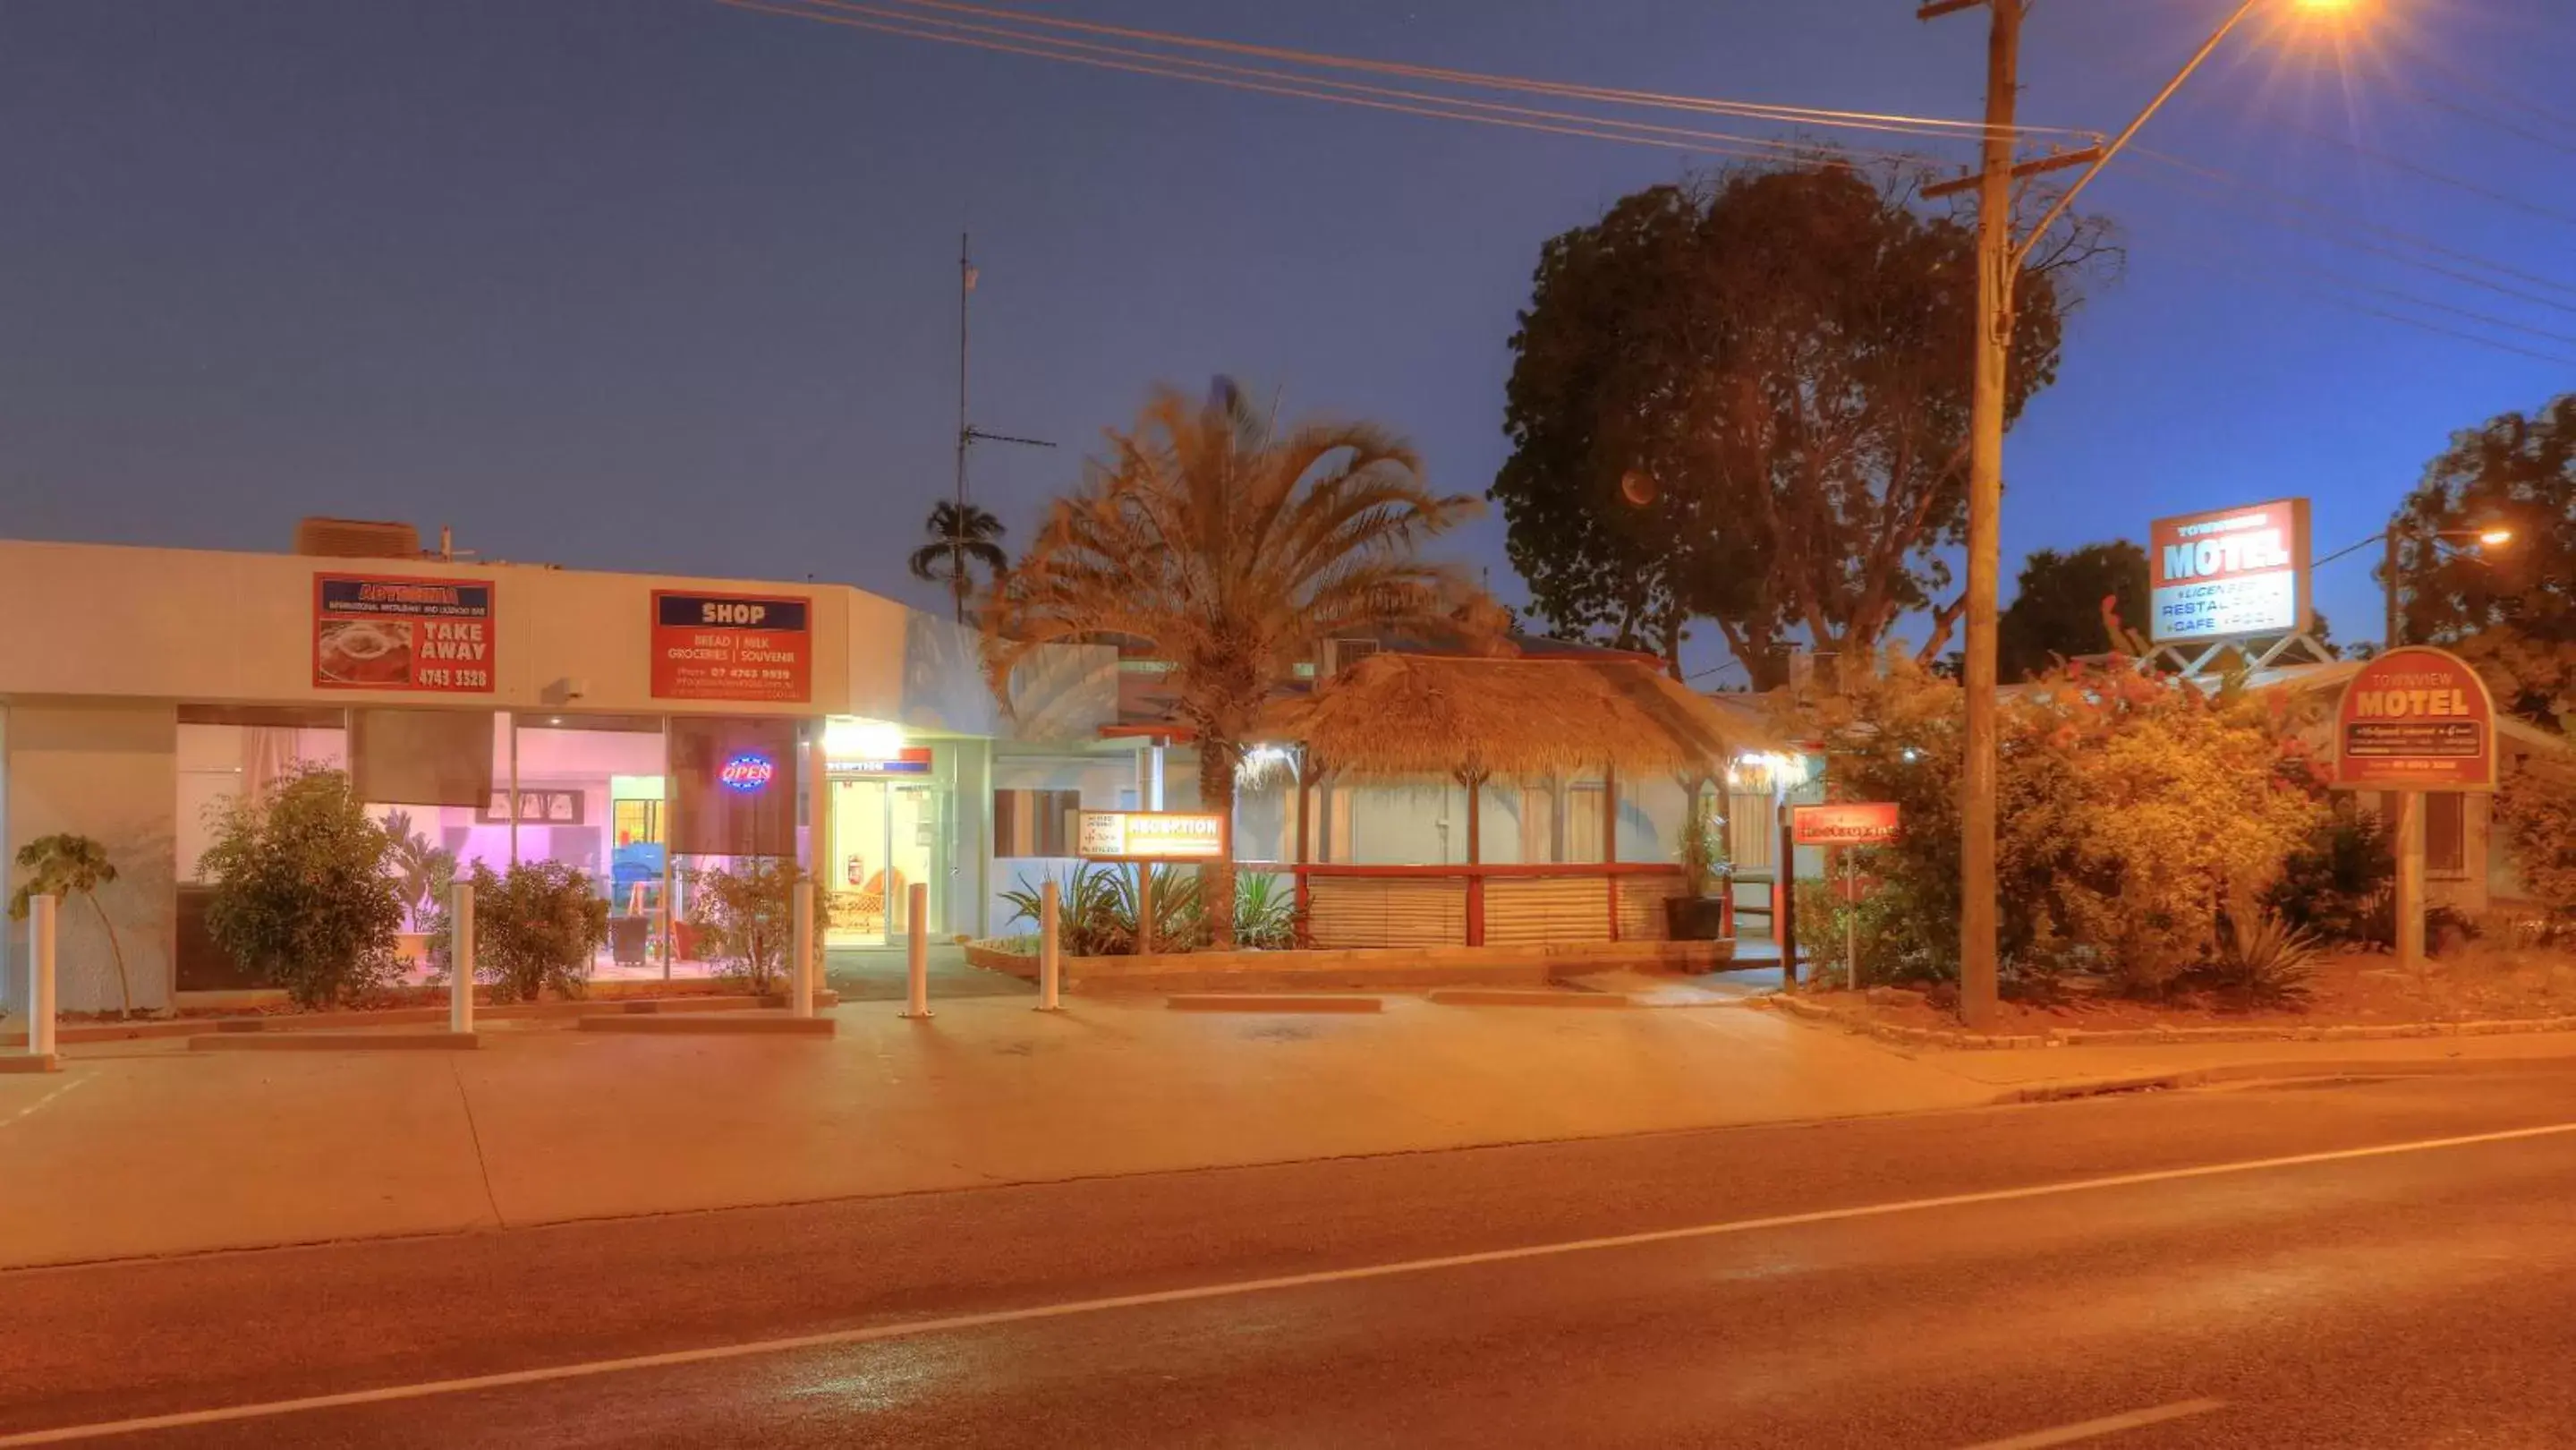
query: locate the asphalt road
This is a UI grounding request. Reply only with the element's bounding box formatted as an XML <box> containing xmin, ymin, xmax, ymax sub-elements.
<box><xmin>9</xmin><ymin>1067</ymin><xmax>2576</xmax><ymax>1447</ymax></box>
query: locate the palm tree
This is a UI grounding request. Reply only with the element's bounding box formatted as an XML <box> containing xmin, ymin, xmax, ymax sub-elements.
<box><xmin>910</xmin><ymin>500</ymin><xmax>1010</xmax><ymax>623</ymax></box>
<box><xmin>983</xmin><ymin>379</ymin><xmax>1490</xmax><ymax>947</ymax></box>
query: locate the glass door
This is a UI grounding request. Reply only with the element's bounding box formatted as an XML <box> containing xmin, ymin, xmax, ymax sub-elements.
<box><xmin>829</xmin><ymin>779</ymin><xmax>891</xmax><ymax>947</ymax></box>
<box><xmin>888</xmin><ymin>783</ymin><xmax>939</xmax><ymax>938</ymax></box>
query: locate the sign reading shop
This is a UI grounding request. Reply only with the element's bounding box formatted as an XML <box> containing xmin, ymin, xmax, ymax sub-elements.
<box><xmin>312</xmin><ymin>573</ymin><xmax>496</xmax><ymax>694</ymax></box>
<box><xmin>2148</xmin><ymin>499</ymin><xmax>2312</xmax><ymax>645</ymax></box>
<box><xmin>650</xmin><ymin>591</ymin><xmax>812</xmax><ymax>704</ymax></box>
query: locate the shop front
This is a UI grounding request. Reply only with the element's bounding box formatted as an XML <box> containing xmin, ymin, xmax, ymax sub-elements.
<box><xmin>0</xmin><ymin>533</ymin><xmax>1066</xmax><ymax>1012</ymax></box>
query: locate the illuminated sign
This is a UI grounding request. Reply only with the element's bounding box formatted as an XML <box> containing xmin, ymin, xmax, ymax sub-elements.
<box><xmin>651</xmin><ymin>591</ymin><xmax>813</xmax><ymax>704</ymax></box>
<box><xmin>1076</xmin><ymin>811</ymin><xmax>1228</xmax><ymax>861</ymax></box>
<box><xmin>1791</xmin><ymin>803</ymin><xmax>1902</xmax><ymax>847</ymax></box>
<box><xmin>2148</xmin><ymin>499</ymin><xmax>2311</xmax><ymax>644</ymax></box>
<box><xmin>830</xmin><ymin>747</ymin><xmax>933</xmax><ymax>775</ymax></box>
<box><xmin>718</xmin><ymin>753</ymin><xmax>778</xmax><ymax>793</ymax></box>
<box><xmin>2334</xmin><ymin>646</ymin><xmax>2496</xmax><ymax>792</ymax></box>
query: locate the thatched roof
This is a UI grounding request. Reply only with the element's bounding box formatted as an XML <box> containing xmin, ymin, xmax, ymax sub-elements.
<box><xmin>1256</xmin><ymin>652</ymin><xmax>1795</xmax><ymax>781</ymax></box>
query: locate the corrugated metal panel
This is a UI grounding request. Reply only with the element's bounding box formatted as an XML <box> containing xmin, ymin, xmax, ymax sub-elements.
<box><xmin>1308</xmin><ymin>877</ymin><xmax>1466</xmax><ymax>949</ymax></box>
<box><xmin>1616</xmin><ymin>874</ymin><xmax>1687</xmax><ymax>942</ymax></box>
<box><xmin>1484</xmin><ymin>876</ymin><xmax>1612</xmax><ymax>945</ymax></box>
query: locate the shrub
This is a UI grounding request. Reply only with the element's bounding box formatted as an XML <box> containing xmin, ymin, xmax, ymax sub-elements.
<box><xmin>2498</xmin><ymin>747</ymin><xmax>2576</xmax><ymax>918</ymax></box>
<box><xmin>2198</xmin><ymin>905</ymin><xmax>2319</xmax><ymax>1006</ymax></box>
<box><xmin>198</xmin><ymin>766</ymin><xmax>404</xmax><ymax>1009</ymax></box>
<box><xmin>684</xmin><ymin>858</ymin><xmax>815</xmax><ymax>994</ymax></box>
<box><xmin>2265</xmin><ymin>802</ymin><xmax>2394</xmax><ymax>947</ymax></box>
<box><xmin>1801</xmin><ymin>652</ymin><xmax>2330</xmax><ymax>996</ymax></box>
<box><xmin>460</xmin><ymin>860</ymin><xmax>608</xmax><ymax>1002</ymax></box>
<box><xmin>1002</xmin><ymin>861</ymin><xmax>1285</xmax><ymax>954</ymax></box>
<box><xmin>8</xmin><ymin>833</ymin><xmax>136</xmax><ymax>1019</ymax></box>
<box><xmin>1233</xmin><ymin>871</ymin><xmax>1297</xmax><ymax>950</ymax></box>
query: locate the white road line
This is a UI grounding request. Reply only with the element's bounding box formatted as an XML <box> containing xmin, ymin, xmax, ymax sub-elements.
<box><xmin>7</xmin><ymin>1120</ymin><xmax>2575</xmax><ymax>1446</ymax></box>
<box><xmin>1959</xmin><ymin>1397</ymin><xmax>2228</xmax><ymax>1448</ymax></box>
<box><xmin>0</xmin><ymin>1075</ymin><xmax>86</xmax><ymax>1131</ymax></box>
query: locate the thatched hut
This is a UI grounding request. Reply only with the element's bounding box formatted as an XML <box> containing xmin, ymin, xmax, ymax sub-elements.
<box><xmin>1253</xmin><ymin>653</ymin><xmax>1798</xmax><ymax>950</ymax></box>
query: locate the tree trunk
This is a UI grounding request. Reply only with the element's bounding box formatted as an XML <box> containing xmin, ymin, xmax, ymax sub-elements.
<box><xmin>89</xmin><ymin>891</ymin><xmax>132</xmax><ymax>1021</ymax></box>
<box><xmin>1199</xmin><ymin>738</ymin><xmax>1239</xmax><ymax>950</ymax></box>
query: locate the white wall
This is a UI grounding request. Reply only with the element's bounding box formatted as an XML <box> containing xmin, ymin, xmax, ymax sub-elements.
<box><xmin>4</xmin><ymin>703</ymin><xmax>180</xmax><ymax>1014</ymax></box>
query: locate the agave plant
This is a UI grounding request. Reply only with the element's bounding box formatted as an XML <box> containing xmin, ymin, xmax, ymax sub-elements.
<box><xmin>1233</xmin><ymin>871</ymin><xmax>1297</xmax><ymax>950</ymax></box>
<box><xmin>2206</xmin><ymin>905</ymin><xmax>2321</xmax><ymax>1007</ymax></box>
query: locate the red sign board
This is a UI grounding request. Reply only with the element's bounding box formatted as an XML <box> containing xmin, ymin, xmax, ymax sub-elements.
<box><xmin>312</xmin><ymin>573</ymin><xmax>496</xmax><ymax>694</ymax></box>
<box><xmin>2334</xmin><ymin>646</ymin><xmax>2497</xmax><ymax>792</ymax></box>
<box><xmin>2148</xmin><ymin>499</ymin><xmax>2312</xmax><ymax>644</ymax></box>
<box><xmin>1792</xmin><ymin>802</ymin><xmax>1902</xmax><ymax>847</ymax></box>
<box><xmin>650</xmin><ymin>591</ymin><xmax>812</xmax><ymax>704</ymax></box>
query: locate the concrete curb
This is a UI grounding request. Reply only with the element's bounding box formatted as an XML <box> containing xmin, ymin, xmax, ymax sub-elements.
<box><xmin>0</xmin><ymin>1053</ymin><xmax>61</xmax><ymax>1074</ymax></box>
<box><xmin>1985</xmin><ymin>1055</ymin><xmax>2545</xmax><ymax>1105</ymax></box>
<box><xmin>1165</xmin><ymin>994</ymin><xmax>1383</xmax><ymax>1014</ymax></box>
<box><xmin>1763</xmin><ymin>993</ymin><xmax>2576</xmax><ymax>1052</ymax></box>
<box><xmin>187</xmin><ymin>1032</ymin><xmax>481</xmax><ymax>1053</ymax></box>
<box><xmin>1427</xmin><ymin>988</ymin><xmax>1635</xmax><ymax>1010</ymax></box>
<box><xmin>576</xmin><ymin>1014</ymin><xmax>838</xmax><ymax>1037</ymax></box>
<box><xmin>9</xmin><ymin>989</ymin><xmax>844</xmax><ymax>1048</ymax></box>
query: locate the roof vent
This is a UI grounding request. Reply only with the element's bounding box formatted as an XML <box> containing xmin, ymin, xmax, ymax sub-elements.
<box><xmin>293</xmin><ymin>517</ymin><xmax>422</xmax><ymax>559</ymax></box>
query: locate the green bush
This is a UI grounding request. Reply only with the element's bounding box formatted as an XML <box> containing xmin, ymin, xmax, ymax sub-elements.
<box><xmin>8</xmin><ymin>833</ymin><xmax>136</xmax><ymax>1019</ymax></box>
<box><xmin>198</xmin><ymin>766</ymin><xmax>404</xmax><ymax>1009</ymax></box>
<box><xmin>684</xmin><ymin>858</ymin><xmax>816</xmax><ymax>994</ymax></box>
<box><xmin>2265</xmin><ymin>802</ymin><xmax>2393</xmax><ymax>947</ymax></box>
<box><xmin>1002</xmin><ymin>862</ymin><xmax>1291</xmax><ymax>954</ymax></box>
<box><xmin>460</xmin><ymin>860</ymin><xmax>608</xmax><ymax>1003</ymax></box>
<box><xmin>2499</xmin><ymin>748</ymin><xmax>2576</xmax><ymax>919</ymax></box>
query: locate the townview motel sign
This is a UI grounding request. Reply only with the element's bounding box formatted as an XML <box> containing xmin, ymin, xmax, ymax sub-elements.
<box><xmin>2334</xmin><ymin>646</ymin><xmax>2497</xmax><ymax>793</ymax></box>
<box><xmin>2148</xmin><ymin>499</ymin><xmax>2312</xmax><ymax>644</ymax></box>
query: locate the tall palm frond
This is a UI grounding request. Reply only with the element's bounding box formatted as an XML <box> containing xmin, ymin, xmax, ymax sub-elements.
<box><xmin>982</xmin><ymin>378</ymin><xmax>1492</xmax><ymax>946</ymax></box>
<box><xmin>912</xmin><ymin>499</ymin><xmax>1011</xmax><ymax>622</ymax></box>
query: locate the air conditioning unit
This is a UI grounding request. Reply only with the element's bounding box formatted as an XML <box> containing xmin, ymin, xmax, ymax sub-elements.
<box><xmin>293</xmin><ymin>516</ymin><xmax>422</xmax><ymax>559</ymax></box>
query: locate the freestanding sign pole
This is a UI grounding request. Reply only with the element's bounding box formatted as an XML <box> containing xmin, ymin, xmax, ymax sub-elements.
<box><xmin>2393</xmin><ymin>791</ymin><xmax>2427</xmax><ymax>973</ymax></box>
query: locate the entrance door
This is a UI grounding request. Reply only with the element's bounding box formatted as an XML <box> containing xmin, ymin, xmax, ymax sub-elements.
<box><xmin>828</xmin><ymin>778</ymin><xmax>943</xmax><ymax>946</ymax></box>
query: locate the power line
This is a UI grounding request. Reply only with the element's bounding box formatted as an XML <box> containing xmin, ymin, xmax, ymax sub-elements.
<box><xmin>734</xmin><ymin>0</ymin><xmax>1932</xmax><ymax>167</ymax></box>
<box><xmin>2392</xmin><ymin>84</ymin><xmax>2576</xmax><ymax>159</ymax></box>
<box><xmin>2130</xmin><ymin>148</ymin><xmax>2576</xmax><ymax>302</ymax></box>
<box><xmin>720</xmin><ymin>0</ymin><xmax>1935</xmax><ymax>169</ymax></box>
<box><xmin>2166</xmin><ymin>250</ymin><xmax>2576</xmax><ymax>365</ymax></box>
<box><xmin>2273</xmin><ymin>121</ymin><xmax>2576</xmax><ymax>231</ymax></box>
<box><xmin>836</xmin><ymin>0</ymin><xmax>2098</xmax><ymax>143</ymax></box>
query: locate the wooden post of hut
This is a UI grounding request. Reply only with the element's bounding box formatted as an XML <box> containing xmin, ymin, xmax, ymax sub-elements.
<box><xmin>1603</xmin><ymin>761</ymin><xmax>1620</xmax><ymax>942</ymax></box>
<box><xmin>1294</xmin><ymin>749</ymin><xmax>1321</xmax><ymax>942</ymax></box>
<box><xmin>1458</xmin><ymin>766</ymin><xmax>1487</xmax><ymax>946</ymax></box>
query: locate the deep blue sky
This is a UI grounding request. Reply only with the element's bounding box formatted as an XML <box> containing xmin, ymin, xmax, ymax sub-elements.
<box><xmin>4</xmin><ymin>1</ymin><xmax>2572</xmax><ymax>674</ymax></box>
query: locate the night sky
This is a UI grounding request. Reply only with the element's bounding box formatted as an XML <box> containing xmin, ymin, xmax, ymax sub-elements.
<box><xmin>4</xmin><ymin>1</ymin><xmax>2572</xmax><ymax>677</ymax></box>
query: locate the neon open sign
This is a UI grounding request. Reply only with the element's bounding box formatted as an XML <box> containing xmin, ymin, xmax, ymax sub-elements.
<box><xmin>718</xmin><ymin>752</ymin><xmax>777</xmax><ymax>792</ymax></box>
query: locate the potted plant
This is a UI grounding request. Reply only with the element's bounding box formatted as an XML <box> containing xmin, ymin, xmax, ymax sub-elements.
<box><xmin>1663</xmin><ymin>794</ymin><xmax>1733</xmax><ymax>942</ymax></box>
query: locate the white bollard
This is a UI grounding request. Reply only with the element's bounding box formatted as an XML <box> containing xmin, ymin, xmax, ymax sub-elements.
<box><xmin>791</xmin><ymin>880</ymin><xmax>815</xmax><ymax>1019</ymax></box>
<box><xmin>448</xmin><ymin>882</ymin><xmax>476</xmax><ymax>1036</ymax></box>
<box><xmin>28</xmin><ymin>894</ymin><xmax>58</xmax><ymax>1060</ymax></box>
<box><xmin>1037</xmin><ymin>878</ymin><xmax>1063</xmax><ymax>1012</ymax></box>
<box><xmin>901</xmin><ymin>881</ymin><xmax>931</xmax><ymax>1019</ymax></box>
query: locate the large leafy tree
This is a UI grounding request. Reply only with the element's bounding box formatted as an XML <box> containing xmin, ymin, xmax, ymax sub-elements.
<box><xmin>910</xmin><ymin>499</ymin><xmax>1010</xmax><ymax>623</ymax></box>
<box><xmin>1492</xmin><ymin>161</ymin><xmax>2104</xmax><ymax>685</ymax></box>
<box><xmin>984</xmin><ymin>380</ymin><xmax>1488</xmax><ymax>945</ymax></box>
<box><xmin>1997</xmin><ymin>542</ymin><xmax>2150</xmax><ymax>681</ymax></box>
<box><xmin>2392</xmin><ymin>394</ymin><xmax>2576</xmax><ymax>724</ymax></box>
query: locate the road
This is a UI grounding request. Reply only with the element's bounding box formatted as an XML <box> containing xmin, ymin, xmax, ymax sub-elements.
<box><xmin>7</xmin><ymin>1067</ymin><xmax>2576</xmax><ymax>1447</ymax></box>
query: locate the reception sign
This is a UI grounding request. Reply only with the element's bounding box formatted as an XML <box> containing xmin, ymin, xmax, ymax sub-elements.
<box><xmin>2334</xmin><ymin>646</ymin><xmax>2497</xmax><ymax>791</ymax></box>
<box><xmin>650</xmin><ymin>591</ymin><xmax>812</xmax><ymax>703</ymax></box>
<box><xmin>1792</xmin><ymin>802</ymin><xmax>1903</xmax><ymax>847</ymax></box>
<box><xmin>1076</xmin><ymin>811</ymin><xmax>1228</xmax><ymax>862</ymax></box>
<box><xmin>313</xmin><ymin>573</ymin><xmax>496</xmax><ymax>693</ymax></box>
<box><xmin>2149</xmin><ymin>499</ymin><xmax>2311</xmax><ymax>644</ymax></box>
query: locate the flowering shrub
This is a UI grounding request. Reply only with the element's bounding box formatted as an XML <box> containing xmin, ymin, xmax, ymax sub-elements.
<box><xmin>1800</xmin><ymin>652</ymin><xmax>2329</xmax><ymax>994</ymax></box>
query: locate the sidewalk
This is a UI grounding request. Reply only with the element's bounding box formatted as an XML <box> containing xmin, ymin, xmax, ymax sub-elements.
<box><xmin>0</xmin><ymin>994</ymin><xmax>1988</xmax><ymax>1271</ymax></box>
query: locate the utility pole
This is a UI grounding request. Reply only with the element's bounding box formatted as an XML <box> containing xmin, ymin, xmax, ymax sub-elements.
<box><xmin>1920</xmin><ymin>0</ymin><xmax>2022</xmax><ymax>1031</ymax></box>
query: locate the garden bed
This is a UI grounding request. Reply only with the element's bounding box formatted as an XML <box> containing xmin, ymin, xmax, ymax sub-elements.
<box><xmin>1795</xmin><ymin>945</ymin><xmax>2576</xmax><ymax>1046</ymax></box>
<box><xmin>963</xmin><ymin>936</ymin><xmax>1735</xmax><ymax>993</ymax></box>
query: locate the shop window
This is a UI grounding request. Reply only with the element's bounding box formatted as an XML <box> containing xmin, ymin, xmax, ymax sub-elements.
<box><xmin>2427</xmin><ymin>792</ymin><xmax>2468</xmax><ymax>879</ymax></box>
<box><xmin>514</xmin><ymin>715</ymin><xmax>668</xmax><ymax>975</ymax></box>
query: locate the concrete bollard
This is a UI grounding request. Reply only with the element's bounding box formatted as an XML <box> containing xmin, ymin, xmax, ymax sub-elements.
<box><xmin>791</xmin><ymin>880</ymin><xmax>815</xmax><ymax>1019</ymax></box>
<box><xmin>449</xmin><ymin>882</ymin><xmax>476</xmax><ymax>1036</ymax></box>
<box><xmin>1038</xmin><ymin>878</ymin><xmax>1063</xmax><ymax>1012</ymax></box>
<box><xmin>28</xmin><ymin>894</ymin><xmax>58</xmax><ymax>1060</ymax></box>
<box><xmin>901</xmin><ymin>882</ymin><xmax>931</xmax><ymax>1019</ymax></box>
